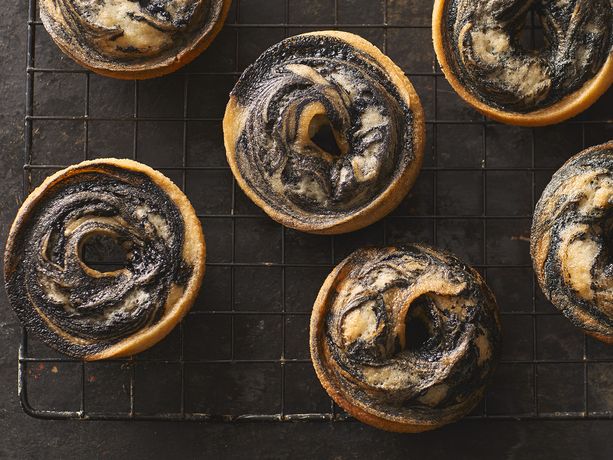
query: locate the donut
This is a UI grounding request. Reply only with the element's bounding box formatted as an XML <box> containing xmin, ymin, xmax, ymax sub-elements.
<box><xmin>310</xmin><ymin>245</ymin><xmax>501</xmax><ymax>432</ymax></box>
<box><xmin>433</xmin><ymin>0</ymin><xmax>613</xmax><ymax>126</ymax></box>
<box><xmin>531</xmin><ymin>142</ymin><xmax>613</xmax><ymax>344</ymax></box>
<box><xmin>40</xmin><ymin>0</ymin><xmax>232</xmax><ymax>79</ymax></box>
<box><xmin>4</xmin><ymin>159</ymin><xmax>205</xmax><ymax>360</ymax></box>
<box><xmin>224</xmin><ymin>31</ymin><xmax>425</xmax><ymax>235</ymax></box>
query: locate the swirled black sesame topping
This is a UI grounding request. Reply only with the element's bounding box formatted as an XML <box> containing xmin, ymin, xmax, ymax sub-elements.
<box><xmin>41</xmin><ymin>0</ymin><xmax>226</xmax><ymax>64</ymax></box>
<box><xmin>317</xmin><ymin>245</ymin><xmax>501</xmax><ymax>426</ymax></box>
<box><xmin>229</xmin><ymin>33</ymin><xmax>419</xmax><ymax>223</ymax></box>
<box><xmin>441</xmin><ymin>0</ymin><xmax>612</xmax><ymax>112</ymax></box>
<box><xmin>5</xmin><ymin>163</ymin><xmax>193</xmax><ymax>357</ymax></box>
<box><xmin>531</xmin><ymin>144</ymin><xmax>613</xmax><ymax>341</ymax></box>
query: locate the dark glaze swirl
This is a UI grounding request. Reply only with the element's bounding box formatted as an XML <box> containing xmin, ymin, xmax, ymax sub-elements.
<box><xmin>310</xmin><ymin>245</ymin><xmax>501</xmax><ymax>432</ymax></box>
<box><xmin>224</xmin><ymin>32</ymin><xmax>424</xmax><ymax>233</ymax></box>
<box><xmin>440</xmin><ymin>0</ymin><xmax>613</xmax><ymax>112</ymax></box>
<box><xmin>4</xmin><ymin>160</ymin><xmax>201</xmax><ymax>359</ymax></box>
<box><xmin>40</xmin><ymin>0</ymin><xmax>229</xmax><ymax>73</ymax></box>
<box><xmin>531</xmin><ymin>143</ymin><xmax>613</xmax><ymax>343</ymax></box>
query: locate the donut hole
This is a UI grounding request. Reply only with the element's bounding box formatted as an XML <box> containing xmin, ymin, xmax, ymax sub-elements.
<box><xmin>80</xmin><ymin>233</ymin><xmax>129</xmax><ymax>273</ymax></box>
<box><xmin>404</xmin><ymin>296</ymin><xmax>435</xmax><ymax>351</ymax></box>
<box><xmin>516</xmin><ymin>10</ymin><xmax>547</xmax><ymax>52</ymax></box>
<box><xmin>309</xmin><ymin>115</ymin><xmax>343</xmax><ymax>157</ymax></box>
<box><xmin>595</xmin><ymin>213</ymin><xmax>613</xmax><ymax>271</ymax></box>
<box><xmin>518</xmin><ymin>25</ymin><xmax>546</xmax><ymax>52</ymax></box>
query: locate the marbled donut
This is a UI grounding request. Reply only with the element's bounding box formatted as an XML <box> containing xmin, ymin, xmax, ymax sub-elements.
<box><xmin>310</xmin><ymin>245</ymin><xmax>501</xmax><ymax>432</ymax></box>
<box><xmin>224</xmin><ymin>31</ymin><xmax>425</xmax><ymax>234</ymax></box>
<box><xmin>531</xmin><ymin>142</ymin><xmax>613</xmax><ymax>343</ymax></box>
<box><xmin>40</xmin><ymin>0</ymin><xmax>232</xmax><ymax>79</ymax></box>
<box><xmin>433</xmin><ymin>0</ymin><xmax>613</xmax><ymax>126</ymax></box>
<box><xmin>4</xmin><ymin>159</ymin><xmax>205</xmax><ymax>360</ymax></box>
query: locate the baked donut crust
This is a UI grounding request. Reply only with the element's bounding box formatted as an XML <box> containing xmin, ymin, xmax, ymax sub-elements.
<box><xmin>39</xmin><ymin>0</ymin><xmax>232</xmax><ymax>80</ymax></box>
<box><xmin>224</xmin><ymin>31</ymin><xmax>425</xmax><ymax>235</ymax></box>
<box><xmin>531</xmin><ymin>142</ymin><xmax>613</xmax><ymax>344</ymax></box>
<box><xmin>310</xmin><ymin>245</ymin><xmax>501</xmax><ymax>432</ymax></box>
<box><xmin>433</xmin><ymin>0</ymin><xmax>613</xmax><ymax>126</ymax></box>
<box><xmin>4</xmin><ymin>159</ymin><xmax>206</xmax><ymax>360</ymax></box>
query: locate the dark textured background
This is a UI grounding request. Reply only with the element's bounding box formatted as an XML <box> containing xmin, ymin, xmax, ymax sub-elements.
<box><xmin>1</xmin><ymin>1</ymin><xmax>613</xmax><ymax>458</ymax></box>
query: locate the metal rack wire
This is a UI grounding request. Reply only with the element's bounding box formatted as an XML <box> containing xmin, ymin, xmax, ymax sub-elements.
<box><xmin>19</xmin><ymin>0</ymin><xmax>613</xmax><ymax>422</ymax></box>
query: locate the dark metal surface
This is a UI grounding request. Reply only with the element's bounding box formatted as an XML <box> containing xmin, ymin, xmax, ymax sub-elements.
<box><xmin>18</xmin><ymin>0</ymin><xmax>613</xmax><ymax>424</ymax></box>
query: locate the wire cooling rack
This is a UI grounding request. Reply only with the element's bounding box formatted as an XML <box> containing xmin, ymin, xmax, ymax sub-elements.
<box><xmin>19</xmin><ymin>0</ymin><xmax>613</xmax><ymax>422</ymax></box>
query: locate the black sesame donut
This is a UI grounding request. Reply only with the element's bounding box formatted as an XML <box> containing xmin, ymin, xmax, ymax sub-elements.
<box><xmin>4</xmin><ymin>159</ymin><xmax>205</xmax><ymax>360</ymax></box>
<box><xmin>531</xmin><ymin>142</ymin><xmax>613</xmax><ymax>344</ymax></box>
<box><xmin>433</xmin><ymin>0</ymin><xmax>613</xmax><ymax>126</ymax></box>
<box><xmin>40</xmin><ymin>0</ymin><xmax>232</xmax><ymax>79</ymax></box>
<box><xmin>224</xmin><ymin>31</ymin><xmax>425</xmax><ymax>234</ymax></box>
<box><xmin>310</xmin><ymin>245</ymin><xmax>501</xmax><ymax>432</ymax></box>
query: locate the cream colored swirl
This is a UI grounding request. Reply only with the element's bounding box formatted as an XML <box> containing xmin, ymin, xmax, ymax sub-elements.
<box><xmin>531</xmin><ymin>143</ymin><xmax>613</xmax><ymax>342</ymax></box>
<box><xmin>311</xmin><ymin>245</ymin><xmax>501</xmax><ymax>430</ymax></box>
<box><xmin>440</xmin><ymin>0</ymin><xmax>612</xmax><ymax>112</ymax></box>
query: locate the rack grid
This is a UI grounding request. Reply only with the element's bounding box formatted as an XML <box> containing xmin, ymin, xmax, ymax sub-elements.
<box><xmin>19</xmin><ymin>0</ymin><xmax>613</xmax><ymax>422</ymax></box>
